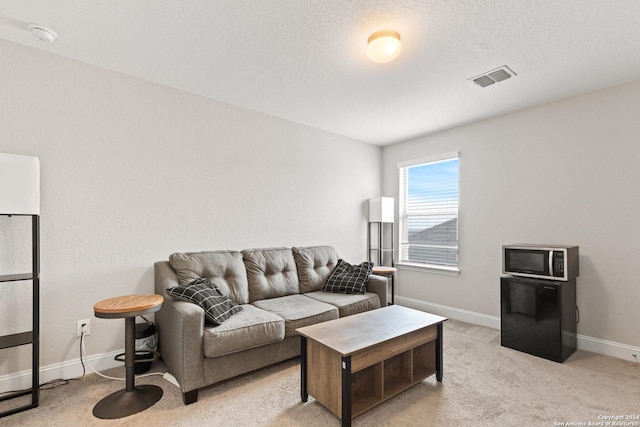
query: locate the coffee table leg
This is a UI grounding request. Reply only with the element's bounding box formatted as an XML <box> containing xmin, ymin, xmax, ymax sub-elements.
<box><xmin>300</xmin><ymin>336</ymin><xmax>308</xmax><ymax>402</ymax></box>
<box><xmin>341</xmin><ymin>356</ymin><xmax>351</xmax><ymax>427</ymax></box>
<box><xmin>391</xmin><ymin>275</ymin><xmax>395</xmax><ymax>305</ymax></box>
<box><xmin>436</xmin><ymin>323</ymin><xmax>443</xmax><ymax>382</ymax></box>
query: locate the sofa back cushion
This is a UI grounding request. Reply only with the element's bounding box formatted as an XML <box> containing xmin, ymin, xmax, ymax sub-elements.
<box><xmin>169</xmin><ymin>251</ymin><xmax>250</xmax><ymax>304</ymax></box>
<box><xmin>292</xmin><ymin>246</ymin><xmax>338</xmax><ymax>293</ymax></box>
<box><xmin>241</xmin><ymin>247</ymin><xmax>299</xmax><ymax>302</ymax></box>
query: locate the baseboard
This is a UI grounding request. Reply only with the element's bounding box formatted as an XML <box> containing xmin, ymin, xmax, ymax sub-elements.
<box><xmin>396</xmin><ymin>295</ymin><xmax>501</xmax><ymax>329</ymax></box>
<box><xmin>574</xmin><ymin>334</ymin><xmax>640</xmax><ymax>362</ymax></box>
<box><xmin>395</xmin><ymin>296</ymin><xmax>640</xmax><ymax>363</ymax></box>
<box><xmin>0</xmin><ymin>348</ymin><xmax>123</xmax><ymax>394</ymax></box>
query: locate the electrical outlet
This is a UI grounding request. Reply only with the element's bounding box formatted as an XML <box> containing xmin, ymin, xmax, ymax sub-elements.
<box><xmin>76</xmin><ymin>319</ymin><xmax>91</xmax><ymax>337</ymax></box>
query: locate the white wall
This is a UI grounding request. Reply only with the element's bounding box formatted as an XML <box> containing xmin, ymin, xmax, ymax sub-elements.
<box><xmin>0</xmin><ymin>39</ymin><xmax>381</xmax><ymax>380</ymax></box>
<box><xmin>383</xmin><ymin>79</ymin><xmax>640</xmax><ymax>351</ymax></box>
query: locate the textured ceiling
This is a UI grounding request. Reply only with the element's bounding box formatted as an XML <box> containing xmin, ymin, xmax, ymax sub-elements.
<box><xmin>1</xmin><ymin>1</ymin><xmax>640</xmax><ymax>145</ymax></box>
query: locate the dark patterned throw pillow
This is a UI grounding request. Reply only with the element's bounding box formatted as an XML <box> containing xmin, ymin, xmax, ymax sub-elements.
<box><xmin>165</xmin><ymin>278</ymin><xmax>243</xmax><ymax>325</ymax></box>
<box><xmin>321</xmin><ymin>259</ymin><xmax>373</xmax><ymax>294</ymax></box>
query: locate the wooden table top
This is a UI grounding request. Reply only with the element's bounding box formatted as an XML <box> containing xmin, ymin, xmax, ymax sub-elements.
<box><xmin>296</xmin><ymin>305</ymin><xmax>446</xmax><ymax>356</ymax></box>
<box><xmin>372</xmin><ymin>266</ymin><xmax>397</xmax><ymax>275</ymax></box>
<box><xmin>94</xmin><ymin>294</ymin><xmax>164</xmax><ymax>318</ymax></box>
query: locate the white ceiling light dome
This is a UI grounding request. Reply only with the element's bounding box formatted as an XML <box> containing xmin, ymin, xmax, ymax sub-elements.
<box><xmin>28</xmin><ymin>24</ymin><xmax>57</xmax><ymax>42</ymax></box>
<box><xmin>367</xmin><ymin>30</ymin><xmax>401</xmax><ymax>63</ymax></box>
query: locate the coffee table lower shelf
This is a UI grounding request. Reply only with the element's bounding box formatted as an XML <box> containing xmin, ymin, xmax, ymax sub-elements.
<box><xmin>297</xmin><ymin>306</ymin><xmax>445</xmax><ymax>427</ymax></box>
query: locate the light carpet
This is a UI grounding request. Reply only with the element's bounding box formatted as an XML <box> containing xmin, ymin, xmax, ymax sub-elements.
<box><xmin>2</xmin><ymin>319</ymin><xmax>639</xmax><ymax>426</ymax></box>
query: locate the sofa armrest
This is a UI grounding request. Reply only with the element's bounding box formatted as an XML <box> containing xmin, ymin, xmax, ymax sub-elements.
<box><xmin>154</xmin><ymin>261</ymin><xmax>206</xmax><ymax>393</ymax></box>
<box><xmin>366</xmin><ymin>274</ymin><xmax>389</xmax><ymax>307</ymax></box>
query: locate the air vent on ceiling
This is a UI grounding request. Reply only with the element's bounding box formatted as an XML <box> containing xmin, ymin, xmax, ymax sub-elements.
<box><xmin>469</xmin><ymin>65</ymin><xmax>517</xmax><ymax>88</ymax></box>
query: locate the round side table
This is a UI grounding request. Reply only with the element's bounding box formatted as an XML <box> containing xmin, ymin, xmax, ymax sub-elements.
<box><xmin>92</xmin><ymin>294</ymin><xmax>164</xmax><ymax>419</ymax></box>
<box><xmin>372</xmin><ymin>266</ymin><xmax>397</xmax><ymax>305</ymax></box>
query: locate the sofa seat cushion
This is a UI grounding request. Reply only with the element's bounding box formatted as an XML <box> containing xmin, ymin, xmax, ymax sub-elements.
<box><xmin>252</xmin><ymin>294</ymin><xmax>338</xmax><ymax>337</ymax></box>
<box><xmin>304</xmin><ymin>291</ymin><xmax>381</xmax><ymax>317</ymax></box>
<box><xmin>203</xmin><ymin>304</ymin><xmax>285</xmax><ymax>358</ymax></box>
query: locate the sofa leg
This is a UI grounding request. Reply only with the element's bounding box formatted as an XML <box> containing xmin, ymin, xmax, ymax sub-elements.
<box><xmin>182</xmin><ymin>389</ymin><xmax>199</xmax><ymax>405</ymax></box>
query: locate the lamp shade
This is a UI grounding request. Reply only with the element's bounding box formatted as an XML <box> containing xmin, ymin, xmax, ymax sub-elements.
<box><xmin>0</xmin><ymin>153</ymin><xmax>40</xmax><ymax>215</ymax></box>
<box><xmin>368</xmin><ymin>197</ymin><xmax>394</xmax><ymax>223</ymax></box>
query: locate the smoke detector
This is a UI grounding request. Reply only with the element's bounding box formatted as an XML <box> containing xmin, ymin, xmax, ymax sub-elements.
<box><xmin>469</xmin><ymin>65</ymin><xmax>517</xmax><ymax>88</ymax></box>
<box><xmin>28</xmin><ymin>24</ymin><xmax>57</xmax><ymax>43</ymax></box>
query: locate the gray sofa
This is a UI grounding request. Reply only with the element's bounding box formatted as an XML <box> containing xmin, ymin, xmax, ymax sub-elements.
<box><xmin>153</xmin><ymin>245</ymin><xmax>388</xmax><ymax>404</ymax></box>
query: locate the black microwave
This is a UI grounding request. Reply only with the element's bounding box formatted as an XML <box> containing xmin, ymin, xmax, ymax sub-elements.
<box><xmin>502</xmin><ymin>244</ymin><xmax>579</xmax><ymax>281</ymax></box>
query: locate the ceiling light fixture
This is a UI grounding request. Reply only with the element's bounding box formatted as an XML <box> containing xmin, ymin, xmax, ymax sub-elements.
<box><xmin>366</xmin><ymin>30</ymin><xmax>401</xmax><ymax>63</ymax></box>
<box><xmin>28</xmin><ymin>24</ymin><xmax>57</xmax><ymax>43</ymax></box>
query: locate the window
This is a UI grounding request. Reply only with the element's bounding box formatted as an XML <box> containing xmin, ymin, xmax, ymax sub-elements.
<box><xmin>398</xmin><ymin>153</ymin><xmax>459</xmax><ymax>271</ymax></box>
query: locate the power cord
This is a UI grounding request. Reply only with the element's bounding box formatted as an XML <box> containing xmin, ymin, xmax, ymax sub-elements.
<box><xmin>79</xmin><ymin>330</ymin><xmax>180</xmax><ymax>387</ymax></box>
<box><xmin>78</xmin><ymin>327</ymin><xmax>86</xmax><ymax>378</ymax></box>
<box><xmin>80</xmin><ymin>330</ymin><xmax>164</xmax><ymax>381</ymax></box>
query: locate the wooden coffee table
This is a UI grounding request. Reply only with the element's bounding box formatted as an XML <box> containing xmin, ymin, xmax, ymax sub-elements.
<box><xmin>296</xmin><ymin>305</ymin><xmax>446</xmax><ymax>426</ymax></box>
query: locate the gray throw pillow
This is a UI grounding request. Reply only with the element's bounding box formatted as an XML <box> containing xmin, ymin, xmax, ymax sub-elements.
<box><xmin>321</xmin><ymin>259</ymin><xmax>373</xmax><ymax>294</ymax></box>
<box><xmin>166</xmin><ymin>278</ymin><xmax>243</xmax><ymax>325</ymax></box>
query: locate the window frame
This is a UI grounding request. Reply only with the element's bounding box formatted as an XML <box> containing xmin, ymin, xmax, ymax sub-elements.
<box><xmin>397</xmin><ymin>152</ymin><xmax>460</xmax><ymax>276</ymax></box>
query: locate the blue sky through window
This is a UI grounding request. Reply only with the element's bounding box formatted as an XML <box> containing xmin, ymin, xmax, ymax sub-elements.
<box><xmin>407</xmin><ymin>158</ymin><xmax>459</xmax><ymax>206</ymax></box>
